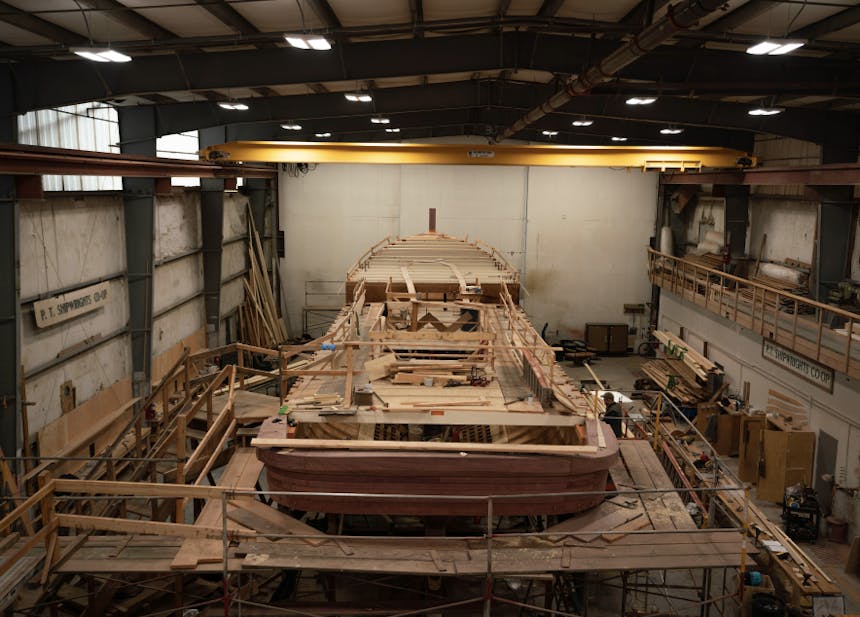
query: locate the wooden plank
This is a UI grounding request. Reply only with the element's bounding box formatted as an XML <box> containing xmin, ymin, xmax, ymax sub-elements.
<box><xmin>289</xmin><ymin>409</ymin><xmax>585</xmax><ymax>427</ymax></box>
<box><xmin>57</xmin><ymin>515</ymin><xmax>237</xmax><ymax>540</ymax></box>
<box><xmin>570</xmin><ymin>511</ymin><xmax>644</xmax><ymax>542</ymax></box>
<box><xmin>602</xmin><ymin>517</ymin><xmax>651</xmax><ymax>543</ymax></box>
<box><xmin>226</xmin><ymin>500</ymin><xmax>326</xmax><ymax>546</ymax></box>
<box><xmin>54</xmin><ymin>479</ymin><xmax>224</xmax><ymax>499</ymax></box>
<box><xmin>252</xmin><ymin>438</ymin><xmax>598</xmax><ymax>455</ymax></box>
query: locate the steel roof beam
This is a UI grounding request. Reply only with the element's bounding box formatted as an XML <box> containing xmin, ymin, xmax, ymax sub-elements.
<box><xmin>76</xmin><ymin>0</ymin><xmax>177</xmax><ymax>40</ymax></box>
<box><xmin>0</xmin><ymin>1</ymin><xmax>88</xmax><ymax>45</ymax></box>
<box><xmin>107</xmin><ymin>79</ymin><xmax>833</xmax><ymax>145</ymax></box>
<box><xmin>307</xmin><ymin>0</ymin><xmax>342</xmax><ymax>29</ymax></box>
<box><xmin>194</xmin><ymin>0</ymin><xmax>260</xmax><ymax>36</ymax></box>
<box><xmin>790</xmin><ymin>6</ymin><xmax>860</xmax><ymax>41</ymax></box>
<box><xmin>6</xmin><ymin>32</ymin><xmax>860</xmax><ymax>114</ymax></box>
<box><xmin>537</xmin><ymin>0</ymin><xmax>565</xmax><ymax>18</ymax></box>
<box><xmin>410</xmin><ymin>0</ymin><xmax>424</xmax><ymax>38</ymax></box>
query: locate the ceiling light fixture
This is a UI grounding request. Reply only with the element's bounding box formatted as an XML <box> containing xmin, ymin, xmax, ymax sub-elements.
<box><xmin>541</xmin><ymin>130</ymin><xmax>559</xmax><ymax>136</ymax></box>
<box><xmin>72</xmin><ymin>48</ymin><xmax>131</xmax><ymax>63</ymax></box>
<box><xmin>218</xmin><ymin>101</ymin><xmax>249</xmax><ymax>111</ymax></box>
<box><xmin>748</xmin><ymin>107</ymin><xmax>783</xmax><ymax>116</ymax></box>
<box><xmin>345</xmin><ymin>92</ymin><xmax>373</xmax><ymax>103</ymax></box>
<box><xmin>572</xmin><ymin>118</ymin><xmax>594</xmax><ymax>127</ymax></box>
<box><xmin>284</xmin><ymin>34</ymin><xmax>332</xmax><ymax>51</ymax></box>
<box><xmin>626</xmin><ymin>97</ymin><xmax>657</xmax><ymax>105</ymax></box>
<box><xmin>660</xmin><ymin>127</ymin><xmax>684</xmax><ymax>135</ymax></box>
<box><xmin>385</xmin><ymin>128</ymin><xmax>400</xmax><ymax>133</ymax></box>
<box><xmin>281</xmin><ymin>123</ymin><xmax>302</xmax><ymax>130</ymax></box>
<box><xmin>611</xmin><ymin>136</ymin><xmax>628</xmax><ymax>142</ymax></box>
<box><xmin>370</xmin><ymin>117</ymin><xmax>390</xmax><ymax>124</ymax></box>
<box><xmin>315</xmin><ymin>132</ymin><xmax>331</xmax><ymax>138</ymax></box>
<box><xmin>746</xmin><ymin>39</ymin><xmax>805</xmax><ymax>56</ymax></box>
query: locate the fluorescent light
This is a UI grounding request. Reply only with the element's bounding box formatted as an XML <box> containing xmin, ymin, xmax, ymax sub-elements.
<box><xmin>307</xmin><ymin>37</ymin><xmax>331</xmax><ymax>50</ymax></box>
<box><xmin>73</xmin><ymin>48</ymin><xmax>131</xmax><ymax>63</ymax></box>
<box><xmin>611</xmin><ymin>136</ymin><xmax>628</xmax><ymax>142</ymax></box>
<box><xmin>285</xmin><ymin>34</ymin><xmax>331</xmax><ymax>51</ymax></box>
<box><xmin>746</xmin><ymin>41</ymin><xmax>781</xmax><ymax>55</ymax></box>
<box><xmin>371</xmin><ymin>117</ymin><xmax>390</xmax><ymax>124</ymax></box>
<box><xmin>218</xmin><ymin>102</ymin><xmax>249</xmax><ymax>111</ymax></box>
<box><xmin>281</xmin><ymin>123</ymin><xmax>302</xmax><ymax>130</ymax></box>
<box><xmin>626</xmin><ymin>97</ymin><xmax>657</xmax><ymax>105</ymax></box>
<box><xmin>746</xmin><ymin>39</ymin><xmax>805</xmax><ymax>55</ymax></box>
<box><xmin>345</xmin><ymin>92</ymin><xmax>372</xmax><ymax>103</ymax></box>
<box><xmin>572</xmin><ymin>119</ymin><xmax>594</xmax><ymax>127</ymax></box>
<box><xmin>660</xmin><ymin>127</ymin><xmax>683</xmax><ymax>135</ymax></box>
<box><xmin>315</xmin><ymin>132</ymin><xmax>331</xmax><ymax>138</ymax></box>
<box><xmin>748</xmin><ymin>107</ymin><xmax>783</xmax><ymax>116</ymax></box>
<box><xmin>385</xmin><ymin>128</ymin><xmax>400</xmax><ymax>133</ymax></box>
<box><xmin>541</xmin><ymin>130</ymin><xmax>559</xmax><ymax>136</ymax></box>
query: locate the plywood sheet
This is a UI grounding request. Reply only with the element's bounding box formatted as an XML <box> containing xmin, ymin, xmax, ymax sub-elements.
<box><xmin>38</xmin><ymin>376</ymin><xmax>132</xmax><ymax>457</ymax></box>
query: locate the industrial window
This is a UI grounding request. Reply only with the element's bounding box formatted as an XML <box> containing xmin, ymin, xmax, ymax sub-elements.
<box><xmin>157</xmin><ymin>130</ymin><xmax>200</xmax><ymax>187</ymax></box>
<box><xmin>17</xmin><ymin>103</ymin><xmax>121</xmax><ymax>191</ymax></box>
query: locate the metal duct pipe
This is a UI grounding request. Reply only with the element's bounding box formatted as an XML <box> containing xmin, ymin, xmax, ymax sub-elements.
<box><xmin>494</xmin><ymin>0</ymin><xmax>726</xmax><ymax>143</ymax></box>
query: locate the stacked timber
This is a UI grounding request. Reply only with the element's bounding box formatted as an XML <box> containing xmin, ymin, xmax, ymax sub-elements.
<box><xmin>640</xmin><ymin>331</ymin><xmax>722</xmax><ymax>407</ymax></box>
<box><xmin>652</xmin><ymin>331</ymin><xmax>723</xmax><ymax>381</ymax></box>
<box><xmin>239</xmin><ymin>214</ymin><xmax>288</xmax><ymax>348</ymax></box>
<box><xmin>682</xmin><ymin>252</ymin><xmax>724</xmax><ymax>270</ymax></box>
<box><xmin>640</xmin><ymin>358</ymin><xmax>709</xmax><ymax>406</ymax></box>
<box><xmin>765</xmin><ymin>389</ymin><xmax>809</xmax><ymax>430</ymax></box>
<box><xmin>388</xmin><ymin>360</ymin><xmax>490</xmax><ymax>386</ymax></box>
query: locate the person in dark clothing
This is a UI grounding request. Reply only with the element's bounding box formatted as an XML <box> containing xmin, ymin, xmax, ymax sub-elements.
<box><xmin>602</xmin><ymin>392</ymin><xmax>624</xmax><ymax>438</ymax></box>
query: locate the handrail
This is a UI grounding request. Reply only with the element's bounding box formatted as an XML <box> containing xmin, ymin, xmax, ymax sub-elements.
<box><xmin>649</xmin><ymin>247</ymin><xmax>860</xmax><ymax>379</ymax></box>
<box><xmin>345</xmin><ymin>235</ymin><xmax>392</xmax><ymax>280</ymax></box>
<box><xmin>649</xmin><ymin>248</ymin><xmax>860</xmax><ymax>322</ymax></box>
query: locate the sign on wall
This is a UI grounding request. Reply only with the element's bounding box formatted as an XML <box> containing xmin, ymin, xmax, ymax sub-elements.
<box><xmin>761</xmin><ymin>339</ymin><xmax>834</xmax><ymax>393</ymax></box>
<box><xmin>34</xmin><ymin>282</ymin><xmax>109</xmax><ymax>328</ymax></box>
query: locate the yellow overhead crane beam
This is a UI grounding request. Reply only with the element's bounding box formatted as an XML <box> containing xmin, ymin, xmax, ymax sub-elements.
<box><xmin>201</xmin><ymin>141</ymin><xmax>755</xmax><ymax>171</ymax></box>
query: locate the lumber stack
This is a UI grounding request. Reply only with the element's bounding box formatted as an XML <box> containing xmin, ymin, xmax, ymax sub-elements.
<box><xmin>239</xmin><ymin>212</ymin><xmax>288</xmax><ymax>348</ymax></box>
<box><xmin>765</xmin><ymin>389</ymin><xmax>809</xmax><ymax>430</ymax></box>
<box><xmin>640</xmin><ymin>358</ymin><xmax>708</xmax><ymax>406</ymax></box>
<box><xmin>682</xmin><ymin>252</ymin><xmax>724</xmax><ymax>270</ymax></box>
<box><xmin>388</xmin><ymin>360</ymin><xmax>490</xmax><ymax>386</ymax></box>
<box><xmin>652</xmin><ymin>330</ymin><xmax>723</xmax><ymax>381</ymax></box>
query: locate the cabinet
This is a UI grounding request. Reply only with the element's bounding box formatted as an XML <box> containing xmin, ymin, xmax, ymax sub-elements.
<box><xmin>585</xmin><ymin>323</ymin><xmax>629</xmax><ymax>354</ymax></box>
<box><xmin>736</xmin><ymin>413</ymin><xmax>815</xmax><ymax>503</ymax></box>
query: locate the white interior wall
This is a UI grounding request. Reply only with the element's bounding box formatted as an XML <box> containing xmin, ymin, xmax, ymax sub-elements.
<box><xmin>523</xmin><ymin>167</ymin><xmax>656</xmax><ymax>336</ymax></box>
<box><xmin>660</xmin><ymin>293</ymin><xmax>860</xmax><ymax>531</ymax></box>
<box><xmin>280</xmin><ymin>163</ymin><xmax>657</xmax><ymax>339</ymax></box>
<box><xmin>748</xmin><ymin>199</ymin><xmax>816</xmax><ymax>265</ymax></box>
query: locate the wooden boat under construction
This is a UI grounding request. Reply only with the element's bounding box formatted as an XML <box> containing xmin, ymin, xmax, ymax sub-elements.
<box><xmin>254</xmin><ymin>217</ymin><xmax>619</xmax><ymax>516</ymax></box>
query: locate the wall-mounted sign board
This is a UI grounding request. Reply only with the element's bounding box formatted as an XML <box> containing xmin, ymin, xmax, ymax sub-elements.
<box><xmin>762</xmin><ymin>339</ymin><xmax>834</xmax><ymax>393</ymax></box>
<box><xmin>34</xmin><ymin>282</ymin><xmax>109</xmax><ymax>328</ymax></box>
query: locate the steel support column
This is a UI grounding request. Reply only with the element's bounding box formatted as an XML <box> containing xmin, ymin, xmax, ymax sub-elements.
<box><xmin>814</xmin><ymin>137</ymin><xmax>858</xmax><ymax>302</ymax></box>
<box><xmin>719</xmin><ymin>184</ymin><xmax>749</xmax><ymax>260</ymax></box>
<box><xmin>199</xmin><ymin>127</ymin><xmax>226</xmax><ymax>348</ymax></box>
<box><xmin>118</xmin><ymin>107</ymin><xmax>156</xmax><ymax>397</ymax></box>
<box><xmin>245</xmin><ymin>177</ymin><xmax>267</xmax><ymax>240</ymax></box>
<box><xmin>0</xmin><ymin>71</ymin><xmax>20</xmax><ymax>457</ymax></box>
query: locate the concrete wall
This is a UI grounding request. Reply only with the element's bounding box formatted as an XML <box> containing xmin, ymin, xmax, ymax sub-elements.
<box><xmin>153</xmin><ymin>192</ymin><xmax>204</xmax><ymax>357</ymax></box>
<box><xmin>280</xmin><ymin>163</ymin><xmax>657</xmax><ymax>341</ymax></box>
<box><xmin>659</xmin><ymin>292</ymin><xmax>860</xmax><ymax>532</ymax></box>
<box><xmin>19</xmin><ymin>195</ymin><xmax>131</xmax><ymax>436</ymax></box>
<box><xmin>18</xmin><ymin>188</ymin><xmax>248</xmax><ymax>440</ymax></box>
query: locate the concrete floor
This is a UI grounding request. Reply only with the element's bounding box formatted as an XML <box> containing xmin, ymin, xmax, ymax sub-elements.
<box><xmin>562</xmin><ymin>354</ymin><xmax>860</xmax><ymax>614</ymax></box>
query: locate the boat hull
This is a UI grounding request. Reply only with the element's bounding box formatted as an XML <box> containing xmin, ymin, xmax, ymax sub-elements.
<box><xmin>257</xmin><ymin>428</ymin><xmax>618</xmax><ymax>516</ymax></box>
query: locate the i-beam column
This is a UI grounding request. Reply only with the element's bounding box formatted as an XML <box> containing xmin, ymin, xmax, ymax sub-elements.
<box><xmin>199</xmin><ymin>127</ymin><xmax>226</xmax><ymax>347</ymax></box>
<box><xmin>0</xmin><ymin>69</ymin><xmax>21</xmax><ymax>456</ymax></box>
<box><xmin>118</xmin><ymin>107</ymin><xmax>156</xmax><ymax>397</ymax></box>
<box><xmin>814</xmin><ymin>129</ymin><xmax>858</xmax><ymax>303</ymax></box>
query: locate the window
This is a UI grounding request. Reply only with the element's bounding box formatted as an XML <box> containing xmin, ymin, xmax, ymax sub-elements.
<box><xmin>18</xmin><ymin>103</ymin><xmax>121</xmax><ymax>191</ymax></box>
